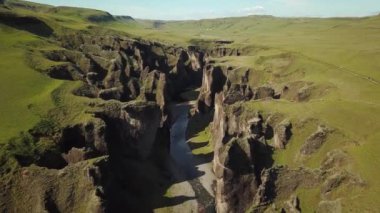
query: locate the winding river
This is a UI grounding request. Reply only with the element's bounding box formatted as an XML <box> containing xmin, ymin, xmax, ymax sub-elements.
<box><xmin>168</xmin><ymin>103</ymin><xmax>215</xmax><ymax>212</ymax></box>
<box><xmin>169</xmin><ymin>103</ymin><xmax>198</xmax><ymax>178</ymax></box>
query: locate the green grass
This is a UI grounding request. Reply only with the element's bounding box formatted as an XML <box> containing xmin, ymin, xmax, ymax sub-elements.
<box><xmin>188</xmin><ymin>126</ymin><xmax>212</xmax><ymax>155</ymax></box>
<box><xmin>0</xmin><ymin>24</ymin><xmax>62</xmax><ymax>143</ymax></box>
<box><xmin>0</xmin><ymin>2</ymin><xmax>104</xmax><ymax>176</ymax></box>
<box><xmin>186</xmin><ymin>111</ymin><xmax>213</xmax><ymax>155</ymax></box>
<box><xmin>295</xmin><ymin>187</ymin><xmax>321</xmax><ymax>212</ymax></box>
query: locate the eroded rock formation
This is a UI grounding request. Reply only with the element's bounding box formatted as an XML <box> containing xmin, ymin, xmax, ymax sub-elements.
<box><xmin>92</xmin><ymin>101</ymin><xmax>171</xmax><ymax>211</ymax></box>
<box><xmin>197</xmin><ymin>65</ymin><xmax>227</xmax><ymax>112</ymax></box>
<box><xmin>209</xmin><ymin>87</ymin><xmax>363</xmax><ymax>212</ymax></box>
<box><xmin>223</xmin><ymin>83</ymin><xmax>253</xmax><ymax>105</ymax></box>
<box><xmin>273</xmin><ymin>120</ymin><xmax>292</xmax><ymax>150</ymax></box>
<box><xmin>300</xmin><ymin>125</ymin><xmax>331</xmax><ymax>155</ymax></box>
<box><xmin>0</xmin><ymin>159</ymin><xmax>105</xmax><ymax>213</ymax></box>
<box><xmin>45</xmin><ymin>33</ymin><xmax>209</xmax><ymax>103</ymax></box>
<box><xmin>0</xmin><ymin>17</ymin><xmax>366</xmax><ymax>212</ymax></box>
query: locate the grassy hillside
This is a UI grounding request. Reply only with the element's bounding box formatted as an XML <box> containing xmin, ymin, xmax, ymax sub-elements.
<box><xmin>0</xmin><ymin>0</ymin><xmax>117</xmax><ymax>143</ymax></box>
<box><xmin>0</xmin><ymin>16</ymin><xmax>60</xmax><ymax>143</ymax></box>
<box><xmin>106</xmin><ymin>15</ymin><xmax>380</xmax><ymax>81</ymax></box>
<box><xmin>0</xmin><ymin>1</ymin><xmax>102</xmax><ymax>178</ymax></box>
<box><xmin>105</xmin><ymin>13</ymin><xmax>380</xmax><ymax>211</ymax></box>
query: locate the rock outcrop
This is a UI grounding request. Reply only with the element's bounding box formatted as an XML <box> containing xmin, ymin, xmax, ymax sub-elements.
<box><xmin>91</xmin><ymin>101</ymin><xmax>171</xmax><ymax>212</ymax></box>
<box><xmin>273</xmin><ymin>120</ymin><xmax>292</xmax><ymax>149</ymax></box>
<box><xmin>212</xmin><ymin>93</ymin><xmax>269</xmax><ymax>212</ymax></box>
<box><xmin>211</xmin><ymin>90</ymin><xmax>331</xmax><ymax>212</ymax></box>
<box><xmin>209</xmin><ymin>46</ymin><xmax>242</xmax><ymax>57</ymax></box>
<box><xmin>62</xmin><ymin>147</ymin><xmax>86</xmax><ymax>164</ymax></box>
<box><xmin>1</xmin><ymin>99</ymin><xmax>174</xmax><ymax>212</ymax></box>
<box><xmin>94</xmin><ymin>101</ymin><xmax>165</xmax><ymax>160</ymax></box>
<box><xmin>214</xmin><ymin>137</ymin><xmax>258</xmax><ymax>213</ymax></box>
<box><xmin>253</xmin><ymin>166</ymin><xmax>321</xmax><ymax>207</ymax></box>
<box><xmin>223</xmin><ymin>83</ymin><xmax>253</xmax><ymax>105</ymax></box>
<box><xmin>0</xmin><ymin>13</ymin><xmax>365</xmax><ymax>212</ymax></box>
<box><xmin>197</xmin><ymin>65</ymin><xmax>227</xmax><ymax>112</ymax></box>
<box><xmin>284</xmin><ymin>195</ymin><xmax>301</xmax><ymax>213</ymax></box>
<box><xmin>300</xmin><ymin>125</ymin><xmax>330</xmax><ymax>155</ymax></box>
<box><xmin>0</xmin><ymin>159</ymin><xmax>106</xmax><ymax>213</ymax></box>
<box><xmin>253</xmin><ymin>85</ymin><xmax>275</xmax><ymax>100</ymax></box>
<box><xmin>86</xmin><ymin>12</ymin><xmax>115</xmax><ymax>23</ymax></box>
<box><xmin>45</xmin><ymin>33</ymin><xmax>208</xmax><ymax>102</ymax></box>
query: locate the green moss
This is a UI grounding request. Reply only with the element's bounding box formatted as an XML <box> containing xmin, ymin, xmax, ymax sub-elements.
<box><xmin>187</xmin><ymin>112</ymin><xmax>213</xmax><ymax>155</ymax></box>
<box><xmin>30</xmin><ymin>118</ymin><xmax>60</xmax><ymax>136</ymax></box>
<box><xmin>0</xmin><ymin>128</ymin><xmax>62</xmax><ymax>174</ymax></box>
<box><xmin>188</xmin><ymin>126</ymin><xmax>212</xmax><ymax>155</ymax></box>
<box><xmin>295</xmin><ymin>188</ymin><xmax>321</xmax><ymax>213</ymax></box>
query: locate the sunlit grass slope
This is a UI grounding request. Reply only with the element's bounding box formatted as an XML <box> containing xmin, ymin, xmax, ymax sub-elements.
<box><xmin>105</xmin><ymin>13</ymin><xmax>380</xmax><ymax>211</ymax></box>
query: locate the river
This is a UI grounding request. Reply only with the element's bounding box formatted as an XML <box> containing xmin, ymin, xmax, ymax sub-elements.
<box><xmin>168</xmin><ymin>103</ymin><xmax>215</xmax><ymax>212</ymax></box>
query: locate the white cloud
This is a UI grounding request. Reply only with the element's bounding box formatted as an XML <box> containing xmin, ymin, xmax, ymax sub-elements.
<box><xmin>240</xmin><ymin>5</ymin><xmax>266</xmax><ymax>15</ymax></box>
<box><xmin>112</xmin><ymin>4</ymin><xmax>267</xmax><ymax>20</ymax></box>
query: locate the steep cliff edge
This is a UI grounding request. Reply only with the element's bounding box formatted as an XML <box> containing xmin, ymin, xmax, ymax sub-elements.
<box><xmin>0</xmin><ymin>21</ymin><xmax>219</xmax><ymax>211</ymax></box>
<box><xmin>209</xmin><ymin>87</ymin><xmax>365</xmax><ymax>212</ymax></box>
<box><xmin>0</xmin><ymin>2</ymin><xmax>376</xmax><ymax>212</ymax></box>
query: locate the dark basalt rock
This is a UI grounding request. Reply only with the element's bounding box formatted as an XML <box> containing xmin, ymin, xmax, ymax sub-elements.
<box><xmin>197</xmin><ymin>65</ymin><xmax>227</xmax><ymax>112</ymax></box>
<box><xmin>72</xmin><ymin>84</ymin><xmax>99</xmax><ymax>98</ymax></box>
<box><xmin>212</xmin><ymin>93</ymin><xmax>262</xmax><ymax>212</ymax></box>
<box><xmin>209</xmin><ymin>46</ymin><xmax>241</xmax><ymax>57</ymax></box>
<box><xmin>58</xmin><ymin>121</ymin><xmax>107</xmax><ymax>159</ymax></box>
<box><xmin>46</xmin><ymin>33</ymin><xmax>208</xmax><ymax>103</ymax></box>
<box><xmin>94</xmin><ymin>101</ymin><xmax>163</xmax><ymax>160</ymax></box>
<box><xmin>115</xmin><ymin>15</ymin><xmax>135</xmax><ymax>22</ymax></box>
<box><xmin>91</xmin><ymin>101</ymin><xmax>171</xmax><ymax>212</ymax></box>
<box><xmin>214</xmin><ymin>137</ymin><xmax>258</xmax><ymax>213</ymax></box>
<box><xmin>99</xmin><ymin>87</ymin><xmax>123</xmax><ymax>100</ymax></box>
<box><xmin>223</xmin><ymin>83</ymin><xmax>253</xmax><ymax>104</ymax></box>
<box><xmin>47</xmin><ymin>63</ymin><xmax>84</xmax><ymax>81</ymax></box>
<box><xmin>215</xmin><ymin>40</ymin><xmax>234</xmax><ymax>45</ymax></box>
<box><xmin>211</xmin><ymin>91</ymin><xmax>324</xmax><ymax>212</ymax></box>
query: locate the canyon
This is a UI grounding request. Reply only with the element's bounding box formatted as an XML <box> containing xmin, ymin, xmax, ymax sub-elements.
<box><xmin>0</xmin><ymin>1</ymin><xmax>379</xmax><ymax>212</ymax></box>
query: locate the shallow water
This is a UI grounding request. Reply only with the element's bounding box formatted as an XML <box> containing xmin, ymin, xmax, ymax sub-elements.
<box><xmin>168</xmin><ymin>103</ymin><xmax>216</xmax><ymax>212</ymax></box>
<box><xmin>169</xmin><ymin>103</ymin><xmax>199</xmax><ymax>178</ymax></box>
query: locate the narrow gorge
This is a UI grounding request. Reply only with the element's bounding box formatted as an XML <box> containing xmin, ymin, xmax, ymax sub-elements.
<box><xmin>0</xmin><ymin>4</ymin><xmax>371</xmax><ymax>211</ymax></box>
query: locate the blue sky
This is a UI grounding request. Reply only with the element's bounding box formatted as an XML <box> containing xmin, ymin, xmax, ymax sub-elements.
<box><xmin>32</xmin><ymin>0</ymin><xmax>380</xmax><ymax>20</ymax></box>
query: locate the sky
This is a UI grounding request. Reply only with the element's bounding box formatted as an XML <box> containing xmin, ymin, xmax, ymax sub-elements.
<box><xmin>31</xmin><ymin>0</ymin><xmax>380</xmax><ymax>20</ymax></box>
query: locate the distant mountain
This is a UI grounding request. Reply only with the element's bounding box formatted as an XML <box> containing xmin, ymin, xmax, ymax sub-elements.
<box><xmin>115</xmin><ymin>15</ymin><xmax>135</xmax><ymax>22</ymax></box>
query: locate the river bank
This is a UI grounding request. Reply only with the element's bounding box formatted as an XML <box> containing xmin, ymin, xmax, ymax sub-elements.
<box><xmin>155</xmin><ymin>102</ymin><xmax>215</xmax><ymax>212</ymax></box>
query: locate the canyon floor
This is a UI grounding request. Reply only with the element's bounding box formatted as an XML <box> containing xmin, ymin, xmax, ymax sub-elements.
<box><xmin>0</xmin><ymin>0</ymin><xmax>380</xmax><ymax>212</ymax></box>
